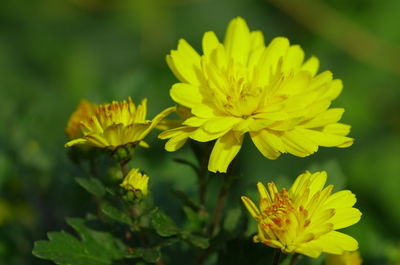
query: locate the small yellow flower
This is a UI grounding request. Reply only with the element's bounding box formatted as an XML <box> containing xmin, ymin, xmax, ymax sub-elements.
<box><xmin>325</xmin><ymin>251</ymin><xmax>363</xmax><ymax>265</ymax></box>
<box><xmin>65</xmin><ymin>97</ymin><xmax>175</xmax><ymax>150</ymax></box>
<box><xmin>241</xmin><ymin>171</ymin><xmax>361</xmax><ymax>258</ymax></box>
<box><xmin>65</xmin><ymin>100</ymin><xmax>98</xmax><ymax>140</ymax></box>
<box><xmin>159</xmin><ymin>17</ymin><xmax>353</xmax><ymax>173</ymax></box>
<box><xmin>120</xmin><ymin>168</ymin><xmax>149</xmax><ymax>197</ymax></box>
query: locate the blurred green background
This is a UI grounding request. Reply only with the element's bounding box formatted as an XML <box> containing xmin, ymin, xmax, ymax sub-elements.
<box><xmin>1</xmin><ymin>0</ymin><xmax>400</xmax><ymax>264</ymax></box>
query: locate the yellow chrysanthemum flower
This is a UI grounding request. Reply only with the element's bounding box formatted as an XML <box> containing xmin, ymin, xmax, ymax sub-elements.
<box><xmin>325</xmin><ymin>251</ymin><xmax>363</xmax><ymax>265</ymax></box>
<box><xmin>65</xmin><ymin>97</ymin><xmax>175</xmax><ymax>150</ymax></box>
<box><xmin>120</xmin><ymin>168</ymin><xmax>149</xmax><ymax>197</ymax></box>
<box><xmin>65</xmin><ymin>100</ymin><xmax>98</xmax><ymax>140</ymax></box>
<box><xmin>159</xmin><ymin>17</ymin><xmax>353</xmax><ymax>173</ymax></box>
<box><xmin>241</xmin><ymin>171</ymin><xmax>361</xmax><ymax>258</ymax></box>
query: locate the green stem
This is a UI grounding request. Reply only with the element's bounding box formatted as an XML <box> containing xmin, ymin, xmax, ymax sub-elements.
<box><xmin>206</xmin><ymin>173</ymin><xmax>231</xmax><ymax>236</ymax></box>
<box><xmin>206</xmin><ymin>158</ymin><xmax>237</xmax><ymax>236</ymax></box>
<box><xmin>272</xmin><ymin>250</ymin><xmax>281</xmax><ymax>265</ymax></box>
<box><xmin>119</xmin><ymin>159</ymin><xmax>130</xmax><ymax>177</ymax></box>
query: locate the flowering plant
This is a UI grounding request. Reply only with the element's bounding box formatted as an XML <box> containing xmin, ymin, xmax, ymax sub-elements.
<box><xmin>33</xmin><ymin>17</ymin><xmax>361</xmax><ymax>265</ymax></box>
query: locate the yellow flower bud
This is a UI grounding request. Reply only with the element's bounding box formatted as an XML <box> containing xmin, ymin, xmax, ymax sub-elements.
<box><xmin>120</xmin><ymin>168</ymin><xmax>149</xmax><ymax>198</ymax></box>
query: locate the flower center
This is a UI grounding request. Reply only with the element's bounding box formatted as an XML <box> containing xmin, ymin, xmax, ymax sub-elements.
<box><xmin>207</xmin><ymin>60</ymin><xmax>264</xmax><ymax>118</ymax></box>
<box><xmin>264</xmin><ymin>188</ymin><xmax>294</xmax><ymax>227</ymax></box>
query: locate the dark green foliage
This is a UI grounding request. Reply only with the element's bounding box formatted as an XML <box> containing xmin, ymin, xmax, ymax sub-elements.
<box><xmin>32</xmin><ymin>218</ymin><xmax>126</xmax><ymax>265</ymax></box>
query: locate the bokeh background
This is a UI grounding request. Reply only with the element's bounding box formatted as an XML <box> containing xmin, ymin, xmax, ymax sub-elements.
<box><xmin>1</xmin><ymin>0</ymin><xmax>400</xmax><ymax>264</ymax></box>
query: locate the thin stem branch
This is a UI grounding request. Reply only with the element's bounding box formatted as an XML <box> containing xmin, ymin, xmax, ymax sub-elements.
<box><xmin>272</xmin><ymin>250</ymin><xmax>281</xmax><ymax>265</ymax></box>
<box><xmin>119</xmin><ymin>159</ymin><xmax>130</xmax><ymax>177</ymax></box>
<box><xmin>289</xmin><ymin>254</ymin><xmax>300</xmax><ymax>265</ymax></box>
<box><xmin>206</xmin><ymin>173</ymin><xmax>231</xmax><ymax>236</ymax></box>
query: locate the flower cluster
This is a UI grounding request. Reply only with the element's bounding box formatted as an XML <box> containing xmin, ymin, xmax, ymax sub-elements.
<box><xmin>241</xmin><ymin>171</ymin><xmax>361</xmax><ymax>258</ymax></box>
<box><xmin>159</xmin><ymin>17</ymin><xmax>353</xmax><ymax>173</ymax></box>
<box><xmin>61</xmin><ymin>17</ymin><xmax>362</xmax><ymax>263</ymax></box>
<box><xmin>66</xmin><ymin>97</ymin><xmax>175</xmax><ymax>150</ymax></box>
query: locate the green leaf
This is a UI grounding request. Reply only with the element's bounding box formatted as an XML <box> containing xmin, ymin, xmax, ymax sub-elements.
<box><xmin>100</xmin><ymin>202</ymin><xmax>132</xmax><ymax>225</ymax></box>
<box><xmin>33</xmin><ymin>218</ymin><xmax>126</xmax><ymax>265</ymax></box>
<box><xmin>182</xmin><ymin>234</ymin><xmax>209</xmax><ymax>249</ymax></box>
<box><xmin>75</xmin><ymin>177</ymin><xmax>106</xmax><ymax>197</ymax></box>
<box><xmin>150</xmin><ymin>209</ymin><xmax>180</xmax><ymax>237</ymax></box>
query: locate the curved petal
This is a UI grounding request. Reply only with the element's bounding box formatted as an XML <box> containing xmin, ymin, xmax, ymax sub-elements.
<box><xmin>301</xmin><ymin>56</ymin><xmax>319</xmax><ymax>76</ymax></box>
<box><xmin>330</xmin><ymin>208</ymin><xmax>362</xmax><ymax>229</ymax></box>
<box><xmin>250</xmin><ymin>130</ymin><xmax>284</xmax><ymax>159</ymax></box>
<box><xmin>208</xmin><ymin>131</ymin><xmax>244</xmax><ymax>173</ymax></box>
<box><xmin>168</xmin><ymin>39</ymin><xmax>204</xmax><ymax>85</ymax></box>
<box><xmin>241</xmin><ymin>196</ymin><xmax>260</xmax><ymax>219</ymax></box>
<box><xmin>65</xmin><ymin>138</ymin><xmax>88</xmax><ymax>147</ymax></box>
<box><xmin>223</xmin><ymin>17</ymin><xmax>251</xmax><ymax>64</ymax></box>
<box><xmin>203</xmin><ymin>116</ymin><xmax>241</xmax><ymax>133</ymax></box>
<box><xmin>202</xmin><ymin>31</ymin><xmax>220</xmax><ymax>56</ymax></box>
<box><xmin>297</xmin><ymin>128</ymin><xmax>354</xmax><ymax>148</ymax></box>
<box><xmin>170</xmin><ymin>83</ymin><xmax>204</xmax><ymax>108</ymax></box>
<box><xmin>281</xmin><ymin>129</ymin><xmax>319</xmax><ymax>157</ymax></box>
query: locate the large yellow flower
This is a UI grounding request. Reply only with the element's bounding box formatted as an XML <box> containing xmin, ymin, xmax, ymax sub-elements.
<box><xmin>159</xmin><ymin>17</ymin><xmax>353</xmax><ymax>173</ymax></box>
<box><xmin>241</xmin><ymin>171</ymin><xmax>361</xmax><ymax>258</ymax></box>
<box><xmin>65</xmin><ymin>97</ymin><xmax>175</xmax><ymax>150</ymax></box>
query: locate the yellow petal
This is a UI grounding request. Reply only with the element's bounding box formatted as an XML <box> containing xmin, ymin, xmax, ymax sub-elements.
<box><xmin>208</xmin><ymin>131</ymin><xmax>244</xmax><ymax>173</ymax></box>
<box><xmin>182</xmin><ymin>116</ymin><xmax>207</xmax><ymax>127</ymax></box>
<box><xmin>202</xmin><ymin>31</ymin><xmax>220</xmax><ymax>56</ymax></box>
<box><xmin>258</xmin><ymin>37</ymin><xmax>290</xmax><ymax>85</ymax></box>
<box><xmin>250</xmin><ymin>130</ymin><xmax>285</xmax><ymax>159</ymax></box>
<box><xmin>84</xmin><ymin>133</ymin><xmax>110</xmax><ymax>148</ymax></box>
<box><xmin>297</xmin><ymin>128</ymin><xmax>354</xmax><ymax>148</ymax></box>
<box><xmin>165</xmin><ymin>133</ymin><xmax>190</xmax><ymax>152</ymax></box>
<box><xmin>241</xmin><ymin>196</ymin><xmax>261</xmax><ymax>219</ymax></box>
<box><xmin>302</xmin><ymin>108</ymin><xmax>345</xmax><ymax>128</ymax></box>
<box><xmin>281</xmin><ymin>129</ymin><xmax>318</xmax><ymax>157</ymax></box>
<box><xmin>140</xmin><ymin>106</ymin><xmax>176</xmax><ymax>139</ymax></box>
<box><xmin>191</xmin><ymin>103</ymin><xmax>222</xmax><ymax>118</ymax></box>
<box><xmin>256</xmin><ymin>182</ymin><xmax>271</xmax><ymax>201</ymax></box>
<box><xmin>168</xmin><ymin>39</ymin><xmax>203</xmax><ymax>85</ymax></box>
<box><xmin>309</xmin><ymin>171</ymin><xmax>327</xmax><ymax>197</ymax></box>
<box><xmin>170</xmin><ymin>83</ymin><xmax>203</xmax><ymax>108</ymax></box>
<box><xmin>318</xmin><ymin>231</ymin><xmax>359</xmax><ymax>254</ymax></box>
<box><xmin>323</xmin><ymin>123</ymin><xmax>351</xmax><ymax>136</ymax></box>
<box><xmin>158</xmin><ymin>126</ymin><xmax>195</xmax><ymax>140</ymax></box>
<box><xmin>301</xmin><ymin>56</ymin><xmax>320</xmax><ymax>76</ymax></box>
<box><xmin>190</xmin><ymin>127</ymin><xmax>229</xmax><ymax>142</ymax></box>
<box><xmin>224</xmin><ymin>17</ymin><xmax>251</xmax><ymax>64</ymax></box>
<box><xmin>203</xmin><ymin>117</ymin><xmax>241</xmax><ymax>133</ymax></box>
<box><xmin>325</xmin><ymin>79</ymin><xmax>343</xmax><ymax>100</ymax></box>
<box><xmin>282</xmin><ymin>45</ymin><xmax>305</xmax><ymax>72</ymax></box>
<box><xmin>249</xmin><ymin>30</ymin><xmax>265</xmax><ymax>50</ymax></box>
<box><xmin>330</xmin><ymin>208</ymin><xmax>362</xmax><ymax>229</ymax></box>
<box><xmin>324</xmin><ymin>190</ymin><xmax>357</xmax><ymax>209</ymax></box>
<box><xmin>65</xmin><ymin>138</ymin><xmax>87</xmax><ymax>147</ymax></box>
